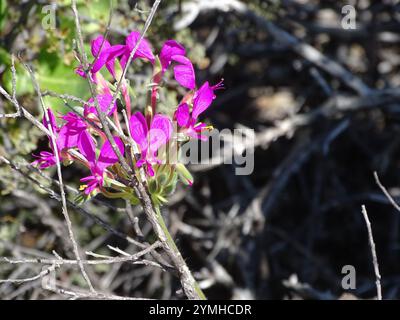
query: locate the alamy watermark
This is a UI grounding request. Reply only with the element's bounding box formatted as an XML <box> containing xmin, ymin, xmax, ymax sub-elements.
<box><xmin>341</xmin><ymin>5</ymin><xmax>356</xmax><ymax>30</ymax></box>
<box><xmin>41</xmin><ymin>266</ymin><xmax>56</xmax><ymax>291</ymax></box>
<box><xmin>41</xmin><ymin>4</ymin><xmax>57</xmax><ymax>30</ymax></box>
<box><xmin>341</xmin><ymin>265</ymin><xmax>356</xmax><ymax>290</ymax></box>
<box><xmin>156</xmin><ymin>125</ymin><xmax>255</xmax><ymax>175</ymax></box>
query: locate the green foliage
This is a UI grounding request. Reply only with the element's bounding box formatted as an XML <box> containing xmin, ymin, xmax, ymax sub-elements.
<box><xmin>38</xmin><ymin>52</ymin><xmax>89</xmax><ymax>112</ymax></box>
<box><xmin>0</xmin><ymin>0</ymin><xmax>111</xmax><ymax>111</ymax></box>
<box><xmin>0</xmin><ymin>0</ymin><xmax>7</xmax><ymax>30</ymax></box>
<box><xmin>149</xmin><ymin>165</ymin><xmax>178</xmax><ymax>206</ymax></box>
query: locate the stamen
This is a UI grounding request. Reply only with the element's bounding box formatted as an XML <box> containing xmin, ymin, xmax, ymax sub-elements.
<box><xmin>212</xmin><ymin>78</ymin><xmax>224</xmax><ymax>91</ymax></box>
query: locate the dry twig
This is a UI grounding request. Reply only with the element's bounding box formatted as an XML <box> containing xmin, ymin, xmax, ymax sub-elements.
<box><xmin>361</xmin><ymin>205</ymin><xmax>382</xmax><ymax>300</ymax></box>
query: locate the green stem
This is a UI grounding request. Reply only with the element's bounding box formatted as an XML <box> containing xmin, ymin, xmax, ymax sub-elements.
<box><xmin>154</xmin><ymin>206</ymin><xmax>206</xmax><ymax>300</ymax></box>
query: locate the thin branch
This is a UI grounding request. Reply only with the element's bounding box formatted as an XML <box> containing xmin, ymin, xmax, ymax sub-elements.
<box><xmin>41</xmin><ymin>90</ymin><xmax>87</xmax><ymax>105</ymax></box>
<box><xmin>0</xmin><ymin>155</ymin><xmax>174</xmax><ymax>275</ymax></box>
<box><xmin>106</xmin><ymin>0</ymin><xmax>162</xmax><ymax>115</ymax></box>
<box><xmin>71</xmin><ymin>0</ymin><xmax>132</xmax><ymax>177</ymax></box>
<box><xmin>0</xmin><ymin>84</ymin><xmax>50</xmax><ymax>133</ymax></box>
<box><xmin>0</xmin><ymin>265</ymin><xmax>58</xmax><ymax>285</ymax></box>
<box><xmin>48</xmin><ymin>285</ymin><xmax>152</xmax><ymax>300</ymax></box>
<box><xmin>180</xmin><ymin>0</ymin><xmax>371</xmax><ymax>95</ymax></box>
<box><xmin>374</xmin><ymin>171</ymin><xmax>400</xmax><ymax>213</ymax></box>
<box><xmin>90</xmin><ymin>0</ymin><xmax>114</xmax><ymax>73</ymax></box>
<box><xmin>10</xmin><ymin>54</ymin><xmax>18</xmax><ymax>103</ymax></box>
<box><xmin>361</xmin><ymin>205</ymin><xmax>382</xmax><ymax>300</ymax></box>
<box><xmin>22</xmin><ymin>61</ymin><xmax>95</xmax><ymax>292</ymax></box>
<box><xmin>2</xmin><ymin>241</ymin><xmax>161</xmax><ymax>267</ymax></box>
<box><xmin>0</xmin><ymin>156</ymin><xmax>140</xmax><ymax>247</ymax></box>
<box><xmin>0</xmin><ymin>54</ymin><xmax>21</xmax><ymax>119</ymax></box>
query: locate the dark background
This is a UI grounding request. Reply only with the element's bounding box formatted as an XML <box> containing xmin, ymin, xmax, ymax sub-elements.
<box><xmin>1</xmin><ymin>0</ymin><xmax>400</xmax><ymax>300</ymax></box>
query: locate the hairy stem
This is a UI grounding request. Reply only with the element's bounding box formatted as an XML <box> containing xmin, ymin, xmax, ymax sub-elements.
<box><xmin>154</xmin><ymin>205</ymin><xmax>206</xmax><ymax>300</ymax></box>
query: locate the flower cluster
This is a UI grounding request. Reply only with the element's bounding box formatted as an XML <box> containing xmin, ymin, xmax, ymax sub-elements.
<box><xmin>33</xmin><ymin>31</ymin><xmax>223</xmax><ymax>204</ymax></box>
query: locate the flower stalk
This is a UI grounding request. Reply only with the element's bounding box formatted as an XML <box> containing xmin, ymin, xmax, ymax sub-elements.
<box><xmin>153</xmin><ymin>205</ymin><xmax>206</xmax><ymax>300</ymax></box>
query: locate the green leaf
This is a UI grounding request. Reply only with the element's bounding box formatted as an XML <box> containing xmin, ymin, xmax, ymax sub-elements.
<box><xmin>1</xmin><ymin>50</ymin><xmax>35</xmax><ymax>96</ymax></box>
<box><xmin>0</xmin><ymin>0</ymin><xmax>7</xmax><ymax>30</ymax></box>
<box><xmin>148</xmin><ymin>179</ymin><xmax>158</xmax><ymax>194</ymax></box>
<box><xmin>37</xmin><ymin>52</ymin><xmax>89</xmax><ymax>112</ymax></box>
<box><xmin>73</xmin><ymin>192</ymin><xmax>92</xmax><ymax>205</ymax></box>
<box><xmin>175</xmin><ymin>163</ymin><xmax>194</xmax><ymax>185</ymax></box>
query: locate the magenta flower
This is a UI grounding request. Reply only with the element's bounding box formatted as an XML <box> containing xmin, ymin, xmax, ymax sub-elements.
<box><xmin>35</xmin><ymin>32</ymin><xmax>225</xmax><ymax>201</ymax></box>
<box><xmin>170</xmin><ymin>55</ymin><xmax>195</xmax><ymax>90</ymax></box>
<box><xmin>160</xmin><ymin>40</ymin><xmax>185</xmax><ymax>71</ymax></box>
<box><xmin>90</xmin><ymin>35</ymin><xmax>122</xmax><ymax>78</ymax></box>
<box><xmin>129</xmin><ymin>112</ymin><xmax>173</xmax><ymax>176</ymax></box>
<box><xmin>78</xmin><ymin>131</ymin><xmax>125</xmax><ymax>194</ymax></box>
<box><xmin>32</xmin><ymin>151</ymin><xmax>57</xmax><ymax>169</ymax></box>
<box><xmin>84</xmin><ymin>93</ymin><xmax>117</xmax><ymax>117</ymax></box>
<box><xmin>43</xmin><ymin>108</ymin><xmax>60</xmax><ymax>134</ymax></box>
<box><xmin>76</xmin><ymin>35</ymin><xmax>120</xmax><ymax>79</ymax></box>
<box><xmin>75</xmin><ymin>66</ymin><xmax>86</xmax><ymax>78</ymax></box>
<box><xmin>119</xmin><ymin>31</ymin><xmax>155</xmax><ymax>68</ymax></box>
<box><xmin>32</xmin><ymin>109</ymin><xmax>61</xmax><ymax>168</ymax></box>
<box><xmin>175</xmin><ymin>80</ymin><xmax>224</xmax><ymax>140</ymax></box>
<box><xmin>57</xmin><ymin>94</ymin><xmax>117</xmax><ymax>153</ymax></box>
<box><xmin>159</xmin><ymin>40</ymin><xmax>195</xmax><ymax>90</ymax></box>
<box><xmin>57</xmin><ymin>112</ymin><xmax>88</xmax><ymax>151</ymax></box>
<box><xmin>80</xmin><ymin>166</ymin><xmax>105</xmax><ymax>195</ymax></box>
<box><xmin>79</xmin><ymin>32</ymin><xmax>155</xmax><ymax>80</ymax></box>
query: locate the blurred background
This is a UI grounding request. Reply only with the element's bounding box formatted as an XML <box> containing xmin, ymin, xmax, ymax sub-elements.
<box><xmin>1</xmin><ymin>0</ymin><xmax>400</xmax><ymax>300</ymax></box>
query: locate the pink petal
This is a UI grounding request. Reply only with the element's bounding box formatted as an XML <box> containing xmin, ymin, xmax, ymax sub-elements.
<box><xmin>136</xmin><ymin>158</ymin><xmax>146</xmax><ymax>168</ymax></box>
<box><xmin>120</xmin><ymin>51</ymin><xmax>129</xmax><ymax>69</ymax></box>
<box><xmin>198</xmin><ymin>134</ymin><xmax>208</xmax><ymax>141</ymax></box>
<box><xmin>97</xmin><ymin>136</ymin><xmax>125</xmax><ymax>172</ymax></box>
<box><xmin>91</xmin><ymin>35</ymin><xmax>111</xmax><ymax>58</ymax></box>
<box><xmin>192</xmin><ymin>81</ymin><xmax>215</xmax><ymax>120</ymax></box>
<box><xmin>61</xmin><ymin>112</ymin><xmax>87</xmax><ymax>128</ymax></box>
<box><xmin>129</xmin><ymin>112</ymin><xmax>148</xmax><ymax>152</ymax></box>
<box><xmin>148</xmin><ymin>114</ymin><xmax>173</xmax><ymax>153</ymax></box>
<box><xmin>84</xmin><ymin>94</ymin><xmax>116</xmax><ymax>116</ymax></box>
<box><xmin>175</xmin><ymin>103</ymin><xmax>190</xmax><ymax>127</ymax></box>
<box><xmin>75</xmin><ymin>65</ymin><xmax>87</xmax><ymax>78</ymax></box>
<box><xmin>57</xmin><ymin>113</ymin><xmax>87</xmax><ymax>150</ymax></box>
<box><xmin>91</xmin><ymin>44</ymin><xmax>125</xmax><ymax>76</ymax></box>
<box><xmin>84</xmin><ymin>183</ymin><xmax>97</xmax><ymax>195</ymax></box>
<box><xmin>91</xmin><ymin>52</ymin><xmax>109</xmax><ymax>74</ymax></box>
<box><xmin>43</xmin><ymin>109</ymin><xmax>59</xmax><ymax>133</ymax></box>
<box><xmin>105</xmin><ymin>60</ymin><xmax>116</xmax><ymax>77</ymax></box>
<box><xmin>31</xmin><ymin>151</ymin><xmax>57</xmax><ymax>169</ymax></box>
<box><xmin>97</xmin><ymin>93</ymin><xmax>116</xmax><ymax>115</ymax></box>
<box><xmin>80</xmin><ymin>175</ymin><xmax>95</xmax><ymax>182</ymax></box>
<box><xmin>57</xmin><ymin>126</ymin><xmax>81</xmax><ymax>150</ymax></box>
<box><xmin>78</xmin><ymin>130</ymin><xmax>96</xmax><ymax>165</ymax></box>
<box><xmin>83</xmin><ymin>98</ymin><xmax>96</xmax><ymax>117</ymax></box>
<box><xmin>125</xmin><ymin>31</ymin><xmax>155</xmax><ymax>63</ymax></box>
<box><xmin>104</xmin><ymin>44</ymin><xmax>125</xmax><ymax>77</ymax></box>
<box><xmin>80</xmin><ymin>173</ymin><xmax>102</xmax><ymax>195</ymax></box>
<box><xmin>171</xmin><ymin>55</ymin><xmax>195</xmax><ymax>89</ymax></box>
<box><xmin>146</xmin><ymin>162</ymin><xmax>155</xmax><ymax>177</ymax></box>
<box><xmin>160</xmin><ymin>40</ymin><xmax>186</xmax><ymax>73</ymax></box>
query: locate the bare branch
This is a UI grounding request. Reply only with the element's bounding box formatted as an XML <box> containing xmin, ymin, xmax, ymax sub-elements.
<box><xmin>1</xmin><ymin>241</ymin><xmax>161</xmax><ymax>267</ymax></box>
<box><xmin>374</xmin><ymin>171</ymin><xmax>400</xmax><ymax>213</ymax></box>
<box><xmin>0</xmin><ymin>54</ymin><xmax>21</xmax><ymax>119</ymax></box>
<box><xmin>361</xmin><ymin>205</ymin><xmax>382</xmax><ymax>300</ymax></box>
<box><xmin>106</xmin><ymin>0</ymin><xmax>162</xmax><ymax>115</ymax></box>
<box><xmin>22</xmin><ymin>61</ymin><xmax>95</xmax><ymax>293</ymax></box>
<box><xmin>0</xmin><ymin>265</ymin><xmax>58</xmax><ymax>285</ymax></box>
